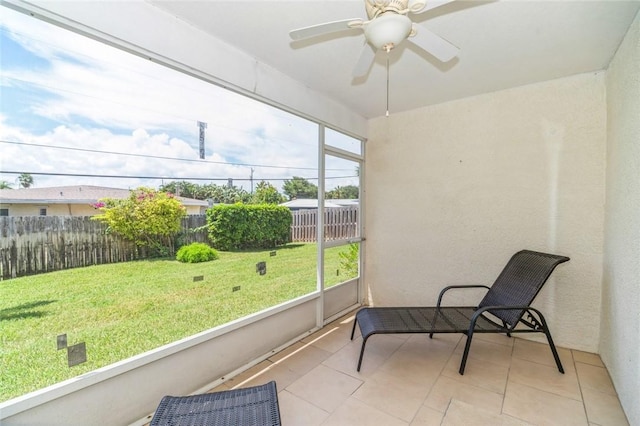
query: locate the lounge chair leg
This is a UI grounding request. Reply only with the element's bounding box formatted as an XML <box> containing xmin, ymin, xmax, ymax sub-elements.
<box><xmin>502</xmin><ymin>321</ymin><xmax>512</xmax><ymax>338</ymax></box>
<box><xmin>350</xmin><ymin>315</ymin><xmax>358</xmax><ymax>340</ymax></box>
<box><xmin>526</xmin><ymin>308</ymin><xmax>564</xmax><ymax>374</ymax></box>
<box><xmin>538</xmin><ymin>316</ymin><xmax>564</xmax><ymax>374</ymax></box>
<box><xmin>546</xmin><ymin>332</ymin><xmax>564</xmax><ymax>374</ymax></box>
<box><xmin>459</xmin><ymin>332</ymin><xmax>474</xmax><ymax>375</ymax></box>
<box><xmin>357</xmin><ymin>337</ymin><xmax>369</xmax><ymax>372</ymax></box>
<box><xmin>430</xmin><ymin>309</ymin><xmax>439</xmax><ymax>339</ymax></box>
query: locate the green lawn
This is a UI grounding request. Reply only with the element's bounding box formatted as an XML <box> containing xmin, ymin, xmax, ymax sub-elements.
<box><xmin>0</xmin><ymin>243</ymin><xmax>356</xmax><ymax>402</ymax></box>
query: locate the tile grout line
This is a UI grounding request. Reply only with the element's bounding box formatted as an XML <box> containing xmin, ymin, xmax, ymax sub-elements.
<box><xmin>499</xmin><ymin>334</ymin><xmax>516</xmax><ymax>417</ymax></box>
<box><xmin>571</xmin><ymin>349</ymin><xmax>593</xmax><ymax>425</ymax></box>
<box><xmin>403</xmin><ymin>334</ymin><xmax>459</xmax><ymax>425</ymax></box>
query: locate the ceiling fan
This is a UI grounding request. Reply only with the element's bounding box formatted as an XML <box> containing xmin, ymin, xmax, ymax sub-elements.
<box><xmin>289</xmin><ymin>0</ymin><xmax>460</xmax><ymax>78</ymax></box>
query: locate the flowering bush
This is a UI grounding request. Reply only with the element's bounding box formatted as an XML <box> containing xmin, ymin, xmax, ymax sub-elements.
<box><xmin>92</xmin><ymin>187</ymin><xmax>186</xmax><ymax>256</ymax></box>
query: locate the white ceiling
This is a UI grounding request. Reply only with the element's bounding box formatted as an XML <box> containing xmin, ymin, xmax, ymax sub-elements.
<box><xmin>148</xmin><ymin>0</ymin><xmax>640</xmax><ymax>119</ymax></box>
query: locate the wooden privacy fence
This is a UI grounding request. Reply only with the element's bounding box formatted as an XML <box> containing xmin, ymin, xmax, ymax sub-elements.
<box><xmin>0</xmin><ymin>209</ymin><xmax>358</xmax><ymax>279</ymax></box>
<box><xmin>290</xmin><ymin>206</ymin><xmax>359</xmax><ymax>243</ymax></box>
<box><xmin>0</xmin><ymin>215</ymin><xmax>207</xmax><ymax>279</ymax></box>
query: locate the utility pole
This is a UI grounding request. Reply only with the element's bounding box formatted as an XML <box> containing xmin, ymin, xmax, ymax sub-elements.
<box><xmin>197</xmin><ymin>121</ymin><xmax>207</xmax><ymax>159</ymax></box>
<box><xmin>250</xmin><ymin>168</ymin><xmax>255</xmax><ymax>193</ymax></box>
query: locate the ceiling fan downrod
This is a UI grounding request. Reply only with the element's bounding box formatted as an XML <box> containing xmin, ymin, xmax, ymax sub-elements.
<box><xmin>386</xmin><ymin>53</ymin><xmax>390</xmax><ymax>117</ymax></box>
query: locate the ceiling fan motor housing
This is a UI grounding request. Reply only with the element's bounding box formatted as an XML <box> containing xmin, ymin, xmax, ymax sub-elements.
<box><xmin>365</xmin><ymin>0</ymin><xmax>410</xmax><ymax>19</ymax></box>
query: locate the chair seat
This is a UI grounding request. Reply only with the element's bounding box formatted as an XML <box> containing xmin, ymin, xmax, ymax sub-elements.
<box><xmin>356</xmin><ymin>306</ymin><xmax>504</xmax><ymax>339</ymax></box>
<box><xmin>150</xmin><ymin>381</ymin><xmax>281</xmax><ymax>426</ymax></box>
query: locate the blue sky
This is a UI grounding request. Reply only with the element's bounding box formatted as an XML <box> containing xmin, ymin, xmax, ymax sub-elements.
<box><xmin>0</xmin><ymin>7</ymin><xmax>359</xmax><ymax>192</ymax></box>
<box><xmin>0</xmin><ymin>29</ymin><xmax>62</xmax><ymax>133</ymax></box>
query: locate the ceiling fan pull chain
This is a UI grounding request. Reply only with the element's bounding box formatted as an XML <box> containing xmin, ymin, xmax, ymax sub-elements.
<box><xmin>386</xmin><ymin>53</ymin><xmax>390</xmax><ymax>117</ymax></box>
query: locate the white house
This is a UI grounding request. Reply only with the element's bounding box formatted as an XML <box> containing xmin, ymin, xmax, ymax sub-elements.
<box><xmin>280</xmin><ymin>198</ymin><xmax>343</xmax><ymax>210</ymax></box>
<box><xmin>0</xmin><ymin>185</ymin><xmax>208</xmax><ymax>216</ymax></box>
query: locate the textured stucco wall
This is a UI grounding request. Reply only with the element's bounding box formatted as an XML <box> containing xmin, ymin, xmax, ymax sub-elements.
<box><xmin>366</xmin><ymin>72</ymin><xmax>607</xmax><ymax>352</ymax></box>
<box><xmin>602</xmin><ymin>10</ymin><xmax>640</xmax><ymax>426</ymax></box>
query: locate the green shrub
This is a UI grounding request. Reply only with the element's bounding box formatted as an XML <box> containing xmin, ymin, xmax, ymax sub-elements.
<box><xmin>338</xmin><ymin>243</ymin><xmax>359</xmax><ymax>277</ymax></box>
<box><xmin>206</xmin><ymin>204</ymin><xmax>292</xmax><ymax>251</ymax></box>
<box><xmin>92</xmin><ymin>187</ymin><xmax>186</xmax><ymax>256</ymax></box>
<box><xmin>176</xmin><ymin>243</ymin><xmax>219</xmax><ymax>263</ymax></box>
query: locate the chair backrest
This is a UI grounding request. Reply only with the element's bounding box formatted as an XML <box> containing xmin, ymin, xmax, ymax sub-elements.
<box><xmin>478</xmin><ymin>250</ymin><xmax>570</xmax><ymax>327</ymax></box>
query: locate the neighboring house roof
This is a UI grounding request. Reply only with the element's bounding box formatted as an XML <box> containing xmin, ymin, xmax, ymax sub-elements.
<box><xmin>0</xmin><ymin>185</ymin><xmax>208</xmax><ymax>207</ymax></box>
<box><xmin>280</xmin><ymin>199</ymin><xmax>344</xmax><ymax>209</ymax></box>
<box><xmin>329</xmin><ymin>199</ymin><xmax>359</xmax><ymax>207</ymax></box>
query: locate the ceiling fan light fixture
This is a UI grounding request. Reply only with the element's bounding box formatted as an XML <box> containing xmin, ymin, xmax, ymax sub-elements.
<box><xmin>364</xmin><ymin>12</ymin><xmax>412</xmax><ymax>51</ymax></box>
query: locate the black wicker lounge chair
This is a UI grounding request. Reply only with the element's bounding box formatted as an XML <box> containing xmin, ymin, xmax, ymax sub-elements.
<box><xmin>351</xmin><ymin>250</ymin><xmax>569</xmax><ymax>375</ymax></box>
<box><xmin>150</xmin><ymin>381</ymin><xmax>281</xmax><ymax>426</ymax></box>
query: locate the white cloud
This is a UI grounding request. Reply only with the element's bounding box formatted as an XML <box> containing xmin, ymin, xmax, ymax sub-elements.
<box><xmin>0</xmin><ymin>8</ymin><xmax>358</xmax><ymax>193</ymax></box>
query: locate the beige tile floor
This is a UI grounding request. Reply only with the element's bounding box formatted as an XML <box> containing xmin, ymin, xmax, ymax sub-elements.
<box><xmin>210</xmin><ymin>312</ymin><xmax>629</xmax><ymax>426</ymax></box>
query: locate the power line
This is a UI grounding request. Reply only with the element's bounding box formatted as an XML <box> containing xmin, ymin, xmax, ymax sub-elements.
<box><xmin>2</xmin><ymin>75</ymin><xmax>319</xmax><ymax>151</ymax></box>
<box><xmin>0</xmin><ymin>171</ymin><xmax>357</xmax><ymax>182</ymax></box>
<box><xmin>0</xmin><ymin>140</ymin><xmax>351</xmax><ymax>172</ymax></box>
<box><xmin>1</xmin><ymin>24</ymin><xmax>355</xmax><ymax>163</ymax></box>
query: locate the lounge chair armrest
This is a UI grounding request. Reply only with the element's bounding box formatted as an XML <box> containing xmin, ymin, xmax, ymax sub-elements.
<box><xmin>469</xmin><ymin>305</ymin><xmax>544</xmax><ymax>331</ymax></box>
<box><xmin>436</xmin><ymin>285</ymin><xmax>491</xmax><ymax>307</ymax></box>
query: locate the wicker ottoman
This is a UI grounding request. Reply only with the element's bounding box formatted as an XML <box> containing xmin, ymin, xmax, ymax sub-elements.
<box><xmin>150</xmin><ymin>381</ymin><xmax>281</xmax><ymax>426</ymax></box>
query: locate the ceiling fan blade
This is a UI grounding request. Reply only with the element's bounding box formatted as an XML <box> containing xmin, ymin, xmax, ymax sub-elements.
<box><xmin>408</xmin><ymin>27</ymin><xmax>459</xmax><ymax>62</ymax></box>
<box><xmin>411</xmin><ymin>0</ymin><xmax>456</xmax><ymax>14</ymax></box>
<box><xmin>352</xmin><ymin>43</ymin><xmax>377</xmax><ymax>77</ymax></box>
<box><xmin>289</xmin><ymin>19</ymin><xmax>363</xmax><ymax>41</ymax></box>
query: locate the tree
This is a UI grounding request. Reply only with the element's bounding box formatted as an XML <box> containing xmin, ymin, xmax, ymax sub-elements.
<box><xmin>251</xmin><ymin>181</ymin><xmax>285</xmax><ymax>204</ymax></box>
<box><xmin>326</xmin><ymin>185</ymin><xmax>359</xmax><ymax>199</ymax></box>
<box><xmin>158</xmin><ymin>181</ymin><xmax>251</xmax><ymax>204</ymax></box>
<box><xmin>159</xmin><ymin>181</ymin><xmax>200</xmax><ymax>199</ymax></box>
<box><xmin>201</xmin><ymin>183</ymin><xmax>251</xmax><ymax>204</ymax></box>
<box><xmin>18</xmin><ymin>173</ymin><xmax>34</xmax><ymax>188</ymax></box>
<box><xmin>92</xmin><ymin>187</ymin><xmax>187</xmax><ymax>256</ymax></box>
<box><xmin>0</xmin><ymin>181</ymin><xmax>12</xmax><ymax>189</ymax></box>
<box><xmin>282</xmin><ymin>176</ymin><xmax>318</xmax><ymax>200</ymax></box>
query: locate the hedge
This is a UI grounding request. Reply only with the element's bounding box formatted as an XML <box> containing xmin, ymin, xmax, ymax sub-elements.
<box><xmin>206</xmin><ymin>204</ymin><xmax>292</xmax><ymax>250</ymax></box>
